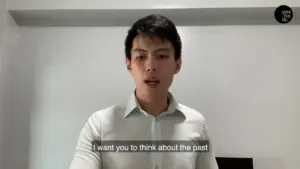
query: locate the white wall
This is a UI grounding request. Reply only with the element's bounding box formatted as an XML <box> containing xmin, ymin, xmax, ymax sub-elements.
<box><xmin>0</xmin><ymin>0</ymin><xmax>5</xmax><ymax>167</ymax></box>
<box><xmin>12</xmin><ymin>26</ymin><xmax>300</xmax><ymax>169</ymax></box>
<box><xmin>7</xmin><ymin>0</ymin><xmax>300</xmax><ymax>10</ymax></box>
<box><xmin>0</xmin><ymin>0</ymin><xmax>7</xmax><ymax>167</ymax></box>
<box><xmin>0</xmin><ymin>0</ymin><xmax>20</xmax><ymax>168</ymax></box>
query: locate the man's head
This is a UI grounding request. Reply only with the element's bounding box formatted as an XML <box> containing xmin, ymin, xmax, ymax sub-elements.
<box><xmin>125</xmin><ymin>14</ymin><xmax>182</xmax><ymax>98</ymax></box>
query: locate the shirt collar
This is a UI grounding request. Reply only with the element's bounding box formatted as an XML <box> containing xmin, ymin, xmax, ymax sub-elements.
<box><xmin>124</xmin><ymin>91</ymin><xmax>182</xmax><ymax>118</ymax></box>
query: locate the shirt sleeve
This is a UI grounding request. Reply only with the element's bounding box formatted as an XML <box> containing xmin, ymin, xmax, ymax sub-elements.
<box><xmin>196</xmin><ymin>122</ymin><xmax>219</xmax><ymax>169</ymax></box>
<box><xmin>69</xmin><ymin>113</ymin><xmax>102</xmax><ymax>169</ymax></box>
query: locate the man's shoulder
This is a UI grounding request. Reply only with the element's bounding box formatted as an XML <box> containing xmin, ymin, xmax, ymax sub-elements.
<box><xmin>88</xmin><ymin>103</ymin><xmax>127</xmax><ymax>120</ymax></box>
<box><xmin>176</xmin><ymin>103</ymin><xmax>206</xmax><ymax>122</ymax></box>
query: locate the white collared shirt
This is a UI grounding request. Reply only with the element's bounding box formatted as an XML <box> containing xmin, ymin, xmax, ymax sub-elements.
<box><xmin>69</xmin><ymin>92</ymin><xmax>219</xmax><ymax>169</ymax></box>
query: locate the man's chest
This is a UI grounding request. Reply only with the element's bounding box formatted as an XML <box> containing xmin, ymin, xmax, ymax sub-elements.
<box><xmin>99</xmin><ymin>116</ymin><xmax>204</xmax><ymax>169</ymax></box>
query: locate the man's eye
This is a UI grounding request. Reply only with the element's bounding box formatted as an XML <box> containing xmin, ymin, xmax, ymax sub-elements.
<box><xmin>136</xmin><ymin>56</ymin><xmax>146</xmax><ymax>60</ymax></box>
<box><xmin>158</xmin><ymin>55</ymin><xmax>169</xmax><ymax>59</ymax></box>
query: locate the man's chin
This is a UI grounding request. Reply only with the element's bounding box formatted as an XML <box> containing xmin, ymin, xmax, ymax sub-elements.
<box><xmin>143</xmin><ymin>88</ymin><xmax>168</xmax><ymax>96</ymax></box>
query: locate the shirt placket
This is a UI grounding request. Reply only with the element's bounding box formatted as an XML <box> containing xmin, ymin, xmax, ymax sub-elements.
<box><xmin>151</xmin><ymin>116</ymin><xmax>162</xmax><ymax>169</ymax></box>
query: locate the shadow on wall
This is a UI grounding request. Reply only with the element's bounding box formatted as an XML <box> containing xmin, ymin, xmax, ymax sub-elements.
<box><xmin>2</xmin><ymin>13</ymin><xmax>33</xmax><ymax>169</ymax></box>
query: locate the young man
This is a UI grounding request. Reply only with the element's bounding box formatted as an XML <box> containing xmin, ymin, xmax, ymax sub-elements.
<box><xmin>69</xmin><ymin>14</ymin><xmax>219</xmax><ymax>169</ymax></box>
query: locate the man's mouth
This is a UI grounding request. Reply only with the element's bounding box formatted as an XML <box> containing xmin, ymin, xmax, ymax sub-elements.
<box><xmin>144</xmin><ymin>79</ymin><xmax>160</xmax><ymax>85</ymax></box>
<box><xmin>144</xmin><ymin>79</ymin><xmax>160</xmax><ymax>87</ymax></box>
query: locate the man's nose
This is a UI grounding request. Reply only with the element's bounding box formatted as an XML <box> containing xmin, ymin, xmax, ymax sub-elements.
<box><xmin>145</xmin><ymin>58</ymin><xmax>157</xmax><ymax>72</ymax></box>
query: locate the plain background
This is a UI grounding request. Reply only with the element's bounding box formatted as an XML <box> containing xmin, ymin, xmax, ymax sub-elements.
<box><xmin>6</xmin><ymin>0</ymin><xmax>300</xmax><ymax>9</ymax></box>
<box><xmin>1</xmin><ymin>0</ymin><xmax>300</xmax><ymax>169</ymax></box>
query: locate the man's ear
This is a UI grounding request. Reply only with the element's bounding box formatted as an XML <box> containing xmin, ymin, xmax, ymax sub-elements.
<box><xmin>126</xmin><ymin>58</ymin><xmax>132</xmax><ymax>71</ymax></box>
<box><xmin>174</xmin><ymin>58</ymin><xmax>182</xmax><ymax>74</ymax></box>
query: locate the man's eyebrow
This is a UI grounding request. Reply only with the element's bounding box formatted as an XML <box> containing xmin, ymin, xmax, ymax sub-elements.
<box><xmin>132</xmin><ymin>48</ymin><xmax>147</xmax><ymax>52</ymax></box>
<box><xmin>132</xmin><ymin>48</ymin><xmax>172</xmax><ymax>53</ymax></box>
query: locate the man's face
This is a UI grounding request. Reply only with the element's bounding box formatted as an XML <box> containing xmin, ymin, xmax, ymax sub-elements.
<box><xmin>126</xmin><ymin>35</ymin><xmax>181</xmax><ymax>97</ymax></box>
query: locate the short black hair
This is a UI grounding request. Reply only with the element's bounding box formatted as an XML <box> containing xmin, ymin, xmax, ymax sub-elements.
<box><xmin>125</xmin><ymin>14</ymin><xmax>182</xmax><ymax>60</ymax></box>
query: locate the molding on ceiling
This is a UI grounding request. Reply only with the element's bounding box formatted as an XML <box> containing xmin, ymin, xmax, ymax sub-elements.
<box><xmin>8</xmin><ymin>7</ymin><xmax>300</xmax><ymax>27</ymax></box>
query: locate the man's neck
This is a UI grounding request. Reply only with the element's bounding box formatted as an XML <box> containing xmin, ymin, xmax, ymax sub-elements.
<box><xmin>135</xmin><ymin>90</ymin><xmax>169</xmax><ymax>116</ymax></box>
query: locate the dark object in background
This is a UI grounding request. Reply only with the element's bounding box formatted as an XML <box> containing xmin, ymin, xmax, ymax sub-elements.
<box><xmin>216</xmin><ymin>157</ymin><xmax>253</xmax><ymax>169</ymax></box>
